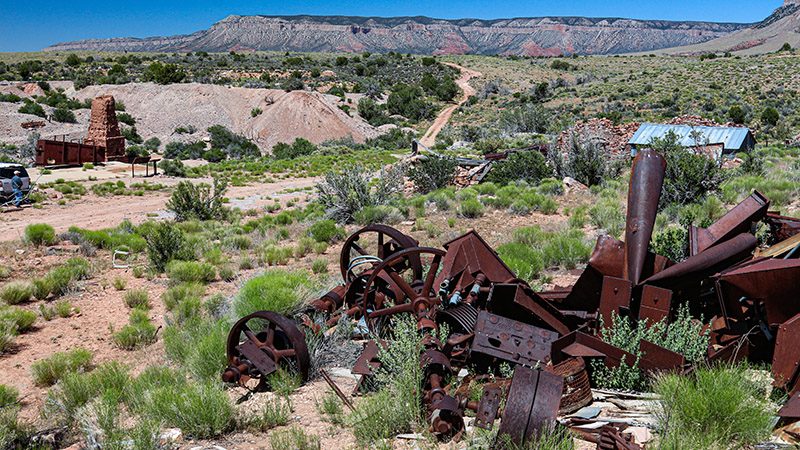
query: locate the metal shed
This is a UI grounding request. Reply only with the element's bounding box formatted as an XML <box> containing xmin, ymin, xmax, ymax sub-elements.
<box><xmin>628</xmin><ymin>123</ymin><xmax>755</xmax><ymax>156</ymax></box>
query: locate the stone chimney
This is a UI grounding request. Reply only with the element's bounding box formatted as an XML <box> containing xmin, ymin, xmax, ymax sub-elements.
<box><xmin>85</xmin><ymin>95</ymin><xmax>125</xmax><ymax>159</ymax></box>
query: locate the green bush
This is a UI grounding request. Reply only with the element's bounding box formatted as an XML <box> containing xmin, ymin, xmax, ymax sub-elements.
<box><xmin>112</xmin><ymin>309</ymin><xmax>157</xmax><ymax>350</ymax></box>
<box><xmin>0</xmin><ymin>282</ymin><xmax>32</xmax><ymax>305</ymax></box>
<box><xmin>651</xmin><ymin>131</ymin><xmax>726</xmax><ymax>206</ymax></box>
<box><xmin>311</xmin><ymin>258</ymin><xmax>328</xmax><ymax>274</ymax></box>
<box><xmin>52</xmin><ymin>107</ymin><xmax>76</xmax><ymax>123</ymax></box>
<box><xmin>241</xmin><ymin>397</ymin><xmax>291</xmax><ymax>431</ymax></box>
<box><xmin>354</xmin><ymin>205</ymin><xmax>404</xmax><ymax>225</ymax></box>
<box><xmin>45</xmin><ymin>361</ymin><xmax>130</xmax><ymax>423</ymax></box>
<box><xmin>167</xmin><ymin>179</ymin><xmax>228</xmax><ymax>222</ymax></box>
<box><xmin>654</xmin><ymin>365</ymin><xmax>774</xmax><ymax>449</ymax></box>
<box><xmin>167</xmin><ymin>261</ymin><xmax>216</xmax><ymax>284</ymax></box>
<box><xmin>499</xmin><ymin>104</ymin><xmax>550</xmax><ymax>133</ymax></box>
<box><xmin>385</xmin><ymin>83</ymin><xmax>433</xmax><ymax>121</ymax></box>
<box><xmin>259</xmin><ymin>245</ymin><xmax>294</xmax><ymax>266</ymax></box>
<box><xmin>218</xmin><ymin>266</ymin><xmax>236</xmax><ymax>282</ymax></box>
<box><xmin>497</xmin><ymin>242</ymin><xmax>545</xmax><ymax>282</ymax></box>
<box><xmin>0</xmin><ymin>384</ymin><xmax>18</xmax><ymax>409</ymax></box>
<box><xmin>350</xmin><ymin>316</ymin><xmax>423</xmax><ymax>445</ymax></box>
<box><xmin>32</xmin><ymin>278</ymin><xmax>53</xmax><ymax>300</ymax></box>
<box><xmin>159</xmin><ymin>158</ymin><xmax>187</xmax><ymax>177</ymax></box>
<box><xmin>407</xmin><ymin>155</ymin><xmax>457</xmax><ymax>193</ymax></box>
<box><xmin>162</xmin><ymin>283</ymin><xmax>206</xmax><ymax>311</ymax></box>
<box><xmin>163</xmin><ymin>318</ymin><xmax>228</xmax><ymax>381</ymax></box>
<box><xmin>144</xmin><ymin>222</ymin><xmax>192</xmax><ymax>271</ymax></box>
<box><xmin>18</xmin><ymin>100</ymin><xmax>45</xmax><ymax>118</ymax></box>
<box><xmin>234</xmin><ymin>270</ymin><xmax>309</xmax><ymax>317</ymax></box>
<box><xmin>124</xmin><ymin>289</ymin><xmax>150</xmax><ymax>309</ymax></box>
<box><xmin>31</xmin><ymin>348</ymin><xmax>93</xmax><ymax>387</ymax></box>
<box><xmin>316</xmin><ymin>165</ymin><xmax>404</xmax><ymax>224</ymax></box>
<box><xmin>272</xmin><ymin>138</ymin><xmax>317</xmax><ymax>160</ymax></box>
<box><xmin>24</xmin><ymin>223</ymin><xmax>57</xmax><ymax>246</ymax></box>
<box><xmin>563</xmin><ymin>134</ymin><xmax>618</xmax><ymax>187</ymax></box>
<box><xmin>650</xmin><ymin>225</ymin><xmax>688</xmax><ymax>262</ymax></box>
<box><xmin>592</xmin><ymin>306</ymin><xmax>709</xmax><ymax>391</ymax></box>
<box><xmin>498</xmin><ymin>226</ymin><xmax>590</xmax><ymax>282</ymax></box>
<box><xmin>143</xmin><ymin>61</ymin><xmax>186</xmax><ymax>84</ymax></box>
<box><xmin>458</xmin><ymin>199</ymin><xmax>484</xmax><ymax>218</ymax></box>
<box><xmin>589</xmin><ymin>197</ymin><xmax>625</xmax><ymax>237</ymax></box>
<box><xmin>486</xmin><ymin>151</ymin><xmax>552</xmax><ymax>185</ymax></box>
<box><xmin>0</xmin><ymin>307</ymin><xmax>36</xmax><ymax>334</ymax></box>
<box><xmin>308</xmin><ymin>219</ymin><xmax>344</xmax><ymax>243</ymax></box>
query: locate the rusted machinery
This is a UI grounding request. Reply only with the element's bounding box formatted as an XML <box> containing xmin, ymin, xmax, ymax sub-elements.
<box><xmin>223</xmin><ymin>149</ymin><xmax>800</xmax><ymax>447</ymax></box>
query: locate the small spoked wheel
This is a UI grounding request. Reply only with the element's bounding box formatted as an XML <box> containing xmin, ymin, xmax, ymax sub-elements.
<box><xmin>223</xmin><ymin>311</ymin><xmax>310</xmax><ymax>391</ymax></box>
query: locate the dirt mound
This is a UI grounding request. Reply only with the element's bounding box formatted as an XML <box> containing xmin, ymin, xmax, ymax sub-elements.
<box><xmin>62</xmin><ymin>82</ymin><xmax>380</xmax><ymax>151</ymax></box>
<box><xmin>251</xmin><ymin>90</ymin><xmax>378</xmax><ymax>149</ymax></box>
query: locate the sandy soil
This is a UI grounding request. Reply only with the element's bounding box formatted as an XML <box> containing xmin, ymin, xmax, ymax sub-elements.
<box><xmin>0</xmin><ymin>171</ymin><xmax>318</xmax><ymax>242</ymax></box>
<box><xmin>419</xmin><ymin>63</ymin><xmax>483</xmax><ymax>148</ymax></box>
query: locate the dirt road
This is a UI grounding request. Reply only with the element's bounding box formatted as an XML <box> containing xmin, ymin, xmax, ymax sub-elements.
<box><xmin>419</xmin><ymin>63</ymin><xmax>482</xmax><ymax>148</ymax></box>
<box><xmin>0</xmin><ymin>177</ymin><xmax>318</xmax><ymax>241</ymax></box>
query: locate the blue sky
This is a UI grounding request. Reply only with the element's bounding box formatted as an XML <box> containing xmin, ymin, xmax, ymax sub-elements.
<box><xmin>0</xmin><ymin>0</ymin><xmax>782</xmax><ymax>52</ymax></box>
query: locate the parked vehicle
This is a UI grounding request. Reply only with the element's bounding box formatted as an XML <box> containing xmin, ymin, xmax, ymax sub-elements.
<box><xmin>0</xmin><ymin>163</ymin><xmax>31</xmax><ymax>202</ymax></box>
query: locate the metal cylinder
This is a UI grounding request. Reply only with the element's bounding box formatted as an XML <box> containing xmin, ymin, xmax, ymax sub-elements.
<box><xmin>624</xmin><ymin>149</ymin><xmax>666</xmax><ymax>285</ymax></box>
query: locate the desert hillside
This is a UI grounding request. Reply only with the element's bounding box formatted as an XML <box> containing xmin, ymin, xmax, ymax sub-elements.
<box><xmin>0</xmin><ymin>82</ymin><xmax>380</xmax><ymax>150</ymax></box>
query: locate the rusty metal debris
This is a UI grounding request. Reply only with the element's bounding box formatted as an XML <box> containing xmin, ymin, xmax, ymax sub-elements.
<box><xmin>223</xmin><ymin>145</ymin><xmax>800</xmax><ymax>445</ymax></box>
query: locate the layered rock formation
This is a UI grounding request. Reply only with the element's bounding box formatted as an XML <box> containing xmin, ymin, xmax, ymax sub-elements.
<box><xmin>43</xmin><ymin>14</ymin><xmax>749</xmax><ymax>56</ymax></box>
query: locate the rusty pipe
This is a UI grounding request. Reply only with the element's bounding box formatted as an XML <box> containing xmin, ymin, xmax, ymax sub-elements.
<box><xmin>624</xmin><ymin>149</ymin><xmax>666</xmax><ymax>285</ymax></box>
<box><xmin>641</xmin><ymin>233</ymin><xmax>757</xmax><ymax>291</ymax></box>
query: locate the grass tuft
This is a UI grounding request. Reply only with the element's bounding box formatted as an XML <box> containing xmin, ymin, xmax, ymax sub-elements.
<box><xmin>0</xmin><ymin>282</ymin><xmax>33</xmax><ymax>305</ymax></box>
<box><xmin>233</xmin><ymin>269</ymin><xmax>309</xmax><ymax>317</ymax></box>
<box><xmin>31</xmin><ymin>348</ymin><xmax>93</xmax><ymax>387</ymax></box>
<box><xmin>124</xmin><ymin>289</ymin><xmax>150</xmax><ymax>309</ymax></box>
<box><xmin>654</xmin><ymin>364</ymin><xmax>775</xmax><ymax>449</ymax></box>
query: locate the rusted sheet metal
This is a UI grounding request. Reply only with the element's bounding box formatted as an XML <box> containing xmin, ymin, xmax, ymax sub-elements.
<box><xmin>552</xmin><ymin>332</ymin><xmax>684</xmax><ymax>372</ymax></box>
<box><xmin>562</xmin><ymin>236</ymin><xmax>625</xmax><ymax>312</ymax></box>
<box><xmin>487</xmin><ymin>283</ymin><xmax>571</xmax><ymax>335</ymax></box>
<box><xmin>779</xmin><ymin>392</ymin><xmax>800</xmax><ymax>420</ymax></box>
<box><xmin>773</xmin><ymin>314</ymin><xmax>800</xmax><ymax>392</ymax></box>
<box><xmin>639</xmin><ymin>340</ymin><xmax>685</xmax><ymax>370</ymax></box>
<box><xmin>624</xmin><ymin>149</ymin><xmax>666</xmax><ymax>285</ymax></box>
<box><xmin>638</xmin><ymin>285</ymin><xmax>673</xmax><ymax>326</ymax></box>
<box><xmin>715</xmin><ymin>258</ymin><xmax>800</xmax><ymax>327</ymax></box>
<box><xmin>497</xmin><ymin>366</ymin><xmax>563</xmax><ymax>449</ymax></box>
<box><xmin>641</xmin><ymin>233</ymin><xmax>757</xmax><ymax>291</ymax></box>
<box><xmin>765</xmin><ymin>212</ymin><xmax>800</xmax><ymax>242</ymax></box>
<box><xmin>598</xmin><ymin>276</ymin><xmax>633</xmax><ymax>327</ymax></box>
<box><xmin>689</xmin><ymin>191</ymin><xmax>769</xmax><ymax>256</ymax></box>
<box><xmin>564</xmin><ymin>236</ymin><xmax>672</xmax><ymax>313</ymax></box>
<box><xmin>471</xmin><ymin>310</ymin><xmax>558</xmax><ymax>366</ymax></box>
<box><xmin>474</xmin><ymin>384</ymin><xmax>503</xmax><ymax>429</ymax></box>
<box><xmin>36</xmin><ymin>139</ymin><xmax>107</xmax><ymax>167</ymax></box>
<box><xmin>352</xmin><ymin>340</ymin><xmax>383</xmax><ymax>376</ymax></box>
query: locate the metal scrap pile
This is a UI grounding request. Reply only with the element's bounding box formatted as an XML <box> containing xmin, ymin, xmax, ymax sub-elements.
<box><xmin>222</xmin><ymin>149</ymin><xmax>800</xmax><ymax>448</ymax></box>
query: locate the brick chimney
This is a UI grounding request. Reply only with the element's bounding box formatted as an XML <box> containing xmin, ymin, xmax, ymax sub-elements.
<box><xmin>85</xmin><ymin>95</ymin><xmax>125</xmax><ymax>159</ymax></box>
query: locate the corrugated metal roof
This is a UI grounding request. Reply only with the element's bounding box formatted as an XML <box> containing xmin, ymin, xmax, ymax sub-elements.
<box><xmin>628</xmin><ymin>123</ymin><xmax>753</xmax><ymax>151</ymax></box>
